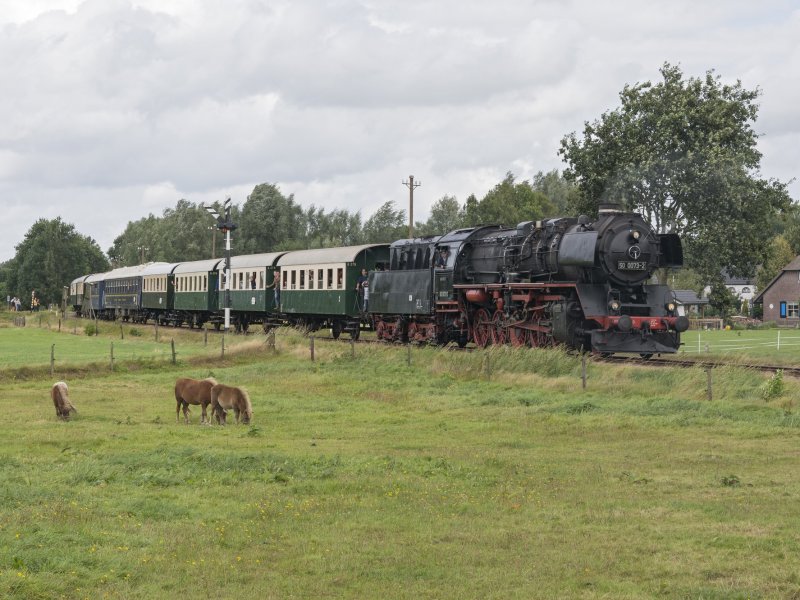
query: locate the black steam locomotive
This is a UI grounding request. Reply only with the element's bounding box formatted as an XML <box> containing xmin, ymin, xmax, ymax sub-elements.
<box><xmin>368</xmin><ymin>204</ymin><xmax>689</xmax><ymax>355</ymax></box>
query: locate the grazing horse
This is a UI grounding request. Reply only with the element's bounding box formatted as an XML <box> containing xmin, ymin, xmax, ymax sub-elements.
<box><xmin>210</xmin><ymin>383</ymin><xmax>253</xmax><ymax>425</ymax></box>
<box><xmin>51</xmin><ymin>381</ymin><xmax>77</xmax><ymax>420</ymax></box>
<box><xmin>174</xmin><ymin>377</ymin><xmax>218</xmax><ymax>424</ymax></box>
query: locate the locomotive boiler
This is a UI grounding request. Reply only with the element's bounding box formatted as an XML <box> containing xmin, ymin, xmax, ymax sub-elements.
<box><xmin>368</xmin><ymin>204</ymin><xmax>689</xmax><ymax>355</ymax></box>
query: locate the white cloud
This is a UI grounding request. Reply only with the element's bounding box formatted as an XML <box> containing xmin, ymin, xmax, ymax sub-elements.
<box><xmin>0</xmin><ymin>0</ymin><xmax>798</xmax><ymax>261</ymax></box>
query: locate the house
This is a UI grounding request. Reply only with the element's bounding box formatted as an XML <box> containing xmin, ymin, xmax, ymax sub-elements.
<box><xmin>753</xmin><ymin>256</ymin><xmax>800</xmax><ymax>324</ymax></box>
<box><xmin>672</xmin><ymin>289</ymin><xmax>708</xmax><ymax>317</ymax></box>
<box><xmin>702</xmin><ymin>270</ymin><xmax>757</xmax><ymax>302</ymax></box>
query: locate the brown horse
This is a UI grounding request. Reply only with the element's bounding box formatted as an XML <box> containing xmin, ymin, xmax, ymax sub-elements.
<box><xmin>174</xmin><ymin>377</ymin><xmax>218</xmax><ymax>424</ymax></box>
<box><xmin>210</xmin><ymin>383</ymin><xmax>253</xmax><ymax>425</ymax></box>
<box><xmin>51</xmin><ymin>381</ymin><xmax>77</xmax><ymax>420</ymax></box>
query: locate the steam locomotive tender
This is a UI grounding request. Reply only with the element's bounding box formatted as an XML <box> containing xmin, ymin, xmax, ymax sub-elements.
<box><xmin>368</xmin><ymin>204</ymin><xmax>689</xmax><ymax>355</ymax></box>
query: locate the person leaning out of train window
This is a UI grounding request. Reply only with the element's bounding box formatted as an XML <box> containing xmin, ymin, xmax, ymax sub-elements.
<box><xmin>435</xmin><ymin>248</ymin><xmax>449</xmax><ymax>268</ymax></box>
<box><xmin>267</xmin><ymin>269</ymin><xmax>281</xmax><ymax>307</ymax></box>
<box><xmin>356</xmin><ymin>268</ymin><xmax>368</xmax><ymax>310</ymax></box>
<box><xmin>250</xmin><ymin>273</ymin><xmax>257</xmax><ymax>290</ymax></box>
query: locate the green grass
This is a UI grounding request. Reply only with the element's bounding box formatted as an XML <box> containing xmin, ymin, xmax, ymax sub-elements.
<box><xmin>680</xmin><ymin>328</ymin><xmax>800</xmax><ymax>364</ymax></box>
<box><xmin>1</xmin><ymin>320</ymin><xmax>800</xmax><ymax>598</ymax></box>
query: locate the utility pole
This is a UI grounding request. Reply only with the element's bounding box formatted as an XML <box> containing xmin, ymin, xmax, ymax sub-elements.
<box><xmin>137</xmin><ymin>246</ymin><xmax>149</xmax><ymax>263</ymax></box>
<box><xmin>202</xmin><ymin>199</ymin><xmax>237</xmax><ymax>332</ymax></box>
<box><xmin>402</xmin><ymin>175</ymin><xmax>421</xmax><ymax>238</ymax></box>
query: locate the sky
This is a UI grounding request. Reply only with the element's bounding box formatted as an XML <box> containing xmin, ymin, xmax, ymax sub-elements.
<box><xmin>1</xmin><ymin>0</ymin><xmax>799</xmax><ymax>262</ymax></box>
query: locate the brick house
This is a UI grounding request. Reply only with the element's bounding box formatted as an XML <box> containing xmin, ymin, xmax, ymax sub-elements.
<box><xmin>753</xmin><ymin>256</ymin><xmax>800</xmax><ymax>324</ymax></box>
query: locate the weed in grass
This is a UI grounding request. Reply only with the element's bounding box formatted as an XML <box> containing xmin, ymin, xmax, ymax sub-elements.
<box><xmin>761</xmin><ymin>369</ymin><xmax>785</xmax><ymax>401</ymax></box>
<box><xmin>721</xmin><ymin>475</ymin><xmax>741</xmax><ymax>487</ymax></box>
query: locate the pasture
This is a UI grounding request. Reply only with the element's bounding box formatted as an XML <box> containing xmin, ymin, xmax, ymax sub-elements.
<box><xmin>1</xmin><ymin>319</ymin><xmax>799</xmax><ymax>598</ymax></box>
<box><xmin>679</xmin><ymin>327</ymin><xmax>800</xmax><ymax>364</ymax></box>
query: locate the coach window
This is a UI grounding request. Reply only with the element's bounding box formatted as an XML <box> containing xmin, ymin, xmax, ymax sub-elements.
<box><xmin>259</xmin><ymin>272</ymin><xmax>264</xmax><ymax>289</ymax></box>
<box><xmin>327</xmin><ymin>269</ymin><xmax>333</xmax><ymax>289</ymax></box>
<box><xmin>291</xmin><ymin>270</ymin><xmax>296</xmax><ymax>290</ymax></box>
<box><xmin>337</xmin><ymin>268</ymin><xmax>343</xmax><ymax>289</ymax></box>
<box><xmin>317</xmin><ymin>269</ymin><xmax>323</xmax><ymax>289</ymax></box>
<box><xmin>300</xmin><ymin>270</ymin><xmax>305</xmax><ymax>290</ymax></box>
<box><xmin>283</xmin><ymin>270</ymin><xmax>288</xmax><ymax>290</ymax></box>
<box><xmin>309</xmin><ymin>269</ymin><xmax>314</xmax><ymax>290</ymax></box>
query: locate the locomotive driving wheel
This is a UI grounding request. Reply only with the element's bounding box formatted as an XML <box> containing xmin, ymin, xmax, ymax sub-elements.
<box><xmin>472</xmin><ymin>308</ymin><xmax>491</xmax><ymax>348</ymax></box>
<box><xmin>490</xmin><ymin>310</ymin><xmax>506</xmax><ymax>345</ymax></box>
<box><xmin>509</xmin><ymin>325</ymin><xmax>527</xmax><ymax>348</ymax></box>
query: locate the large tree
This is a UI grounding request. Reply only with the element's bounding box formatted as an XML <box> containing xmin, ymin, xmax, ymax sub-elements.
<box><xmin>7</xmin><ymin>218</ymin><xmax>109</xmax><ymax>306</ymax></box>
<box><xmin>362</xmin><ymin>201</ymin><xmax>407</xmax><ymax>243</ymax></box>
<box><xmin>238</xmin><ymin>183</ymin><xmax>305</xmax><ymax>253</ymax></box>
<box><xmin>559</xmin><ymin>62</ymin><xmax>792</xmax><ymax>283</ymax></box>
<box><xmin>415</xmin><ymin>195</ymin><xmax>464</xmax><ymax>236</ymax></box>
<box><xmin>463</xmin><ymin>172</ymin><xmax>555</xmax><ymax>227</ymax></box>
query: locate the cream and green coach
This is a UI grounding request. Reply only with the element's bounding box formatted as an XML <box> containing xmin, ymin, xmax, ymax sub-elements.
<box><xmin>216</xmin><ymin>252</ymin><xmax>287</xmax><ymax>332</ymax></box>
<box><xmin>172</xmin><ymin>258</ymin><xmax>224</xmax><ymax>328</ymax></box>
<box><xmin>277</xmin><ymin>244</ymin><xmax>389</xmax><ymax>339</ymax></box>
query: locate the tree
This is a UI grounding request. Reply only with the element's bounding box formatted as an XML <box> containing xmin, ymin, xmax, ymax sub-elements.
<box><xmin>362</xmin><ymin>201</ymin><xmax>407</xmax><ymax>243</ymax></box>
<box><xmin>531</xmin><ymin>169</ymin><xmax>579</xmax><ymax>215</ymax></box>
<box><xmin>559</xmin><ymin>62</ymin><xmax>792</xmax><ymax>282</ymax></box>
<box><xmin>239</xmin><ymin>183</ymin><xmax>305</xmax><ymax>253</ymax></box>
<box><xmin>462</xmin><ymin>172</ymin><xmax>555</xmax><ymax>227</ymax></box>
<box><xmin>756</xmin><ymin>235</ymin><xmax>796</xmax><ymax>292</ymax></box>
<box><xmin>415</xmin><ymin>195</ymin><xmax>464</xmax><ymax>236</ymax></box>
<box><xmin>8</xmin><ymin>218</ymin><xmax>109</xmax><ymax>306</ymax></box>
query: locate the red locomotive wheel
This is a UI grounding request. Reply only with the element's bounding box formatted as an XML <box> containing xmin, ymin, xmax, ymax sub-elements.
<box><xmin>509</xmin><ymin>325</ymin><xmax>527</xmax><ymax>347</ymax></box>
<box><xmin>490</xmin><ymin>310</ymin><xmax>506</xmax><ymax>345</ymax></box>
<box><xmin>473</xmin><ymin>308</ymin><xmax>491</xmax><ymax>348</ymax></box>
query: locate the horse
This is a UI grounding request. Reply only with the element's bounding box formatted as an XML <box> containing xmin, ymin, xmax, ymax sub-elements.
<box><xmin>210</xmin><ymin>383</ymin><xmax>253</xmax><ymax>425</ymax></box>
<box><xmin>174</xmin><ymin>377</ymin><xmax>218</xmax><ymax>424</ymax></box>
<box><xmin>51</xmin><ymin>381</ymin><xmax>77</xmax><ymax>420</ymax></box>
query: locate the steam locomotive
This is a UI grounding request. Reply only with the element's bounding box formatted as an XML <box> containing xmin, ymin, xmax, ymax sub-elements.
<box><xmin>368</xmin><ymin>203</ymin><xmax>689</xmax><ymax>355</ymax></box>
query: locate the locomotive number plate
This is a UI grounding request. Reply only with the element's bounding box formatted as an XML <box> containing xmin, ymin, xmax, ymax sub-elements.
<box><xmin>617</xmin><ymin>261</ymin><xmax>647</xmax><ymax>271</ymax></box>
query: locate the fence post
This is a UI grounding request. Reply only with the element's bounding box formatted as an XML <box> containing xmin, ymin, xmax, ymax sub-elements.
<box><xmin>221</xmin><ymin>334</ymin><xmax>225</xmax><ymax>359</ymax></box>
<box><xmin>310</xmin><ymin>336</ymin><xmax>315</xmax><ymax>362</ymax></box>
<box><xmin>50</xmin><ymin>344</ymin><xmax>55</xmax><ymax>377</ymax></box>
<box><xmin>270</xmin><ymin>329</ymin><xmax>276</xmax><ymax>351</ymax></box>
<box><xmin>155</xmin><ymin>322</ymin><xmax>159</xmax><ymax>342</ymax></box>
<box><xmin>706</xmin><ymin>367</ymin><xmax>712</xmax><ymax>401</ymax></box>
<box><xmin>406</xmin><ymin>343</ymin><xmax>411</xmax><ymax>367</ymax></box>
<box><xmin>110</xmin><ymin>342</ymin><xmax>114</xmax><ymax>371</ymax></box>
<box><xmin>581</xmin><ymin>354</ymin><xmax>587</xmax><ymax>390</ymax></box>
<box><xmin>120</xmin><ymin>323</ymin><xmax>124</xmax><ymax>340</ymax></box>
<box><xmin>58</xmin><ymin>318</ymin><xmax>61</xmax><ymax>333</ymax></box>
<box><xmin>204</xmin><ymin>325</ymin><xmax>208</xmax><ymax>347</ymax></box>
<box><xmin>350</xmin><ymin>337</ymin><xmax>354</xmax><ymax>358</ymax></box>
<box><xmin>484</xmin><ymin>352</ymin><xmax>491</xmax><ymax>380</ymax></box>
<box><xmin>171</xmin><ymin>339</ymin><xmax>176</xmax><ymax>364</ymax></box>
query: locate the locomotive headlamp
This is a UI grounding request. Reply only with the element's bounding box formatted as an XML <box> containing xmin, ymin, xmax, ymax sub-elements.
<box><xmin>666</xmin><ymin>302</ymin><xmax>676</xmax><ymax>312</ymax></box>
<box><xmin>631</xmin><ymin>230</ymin><xmax>641</xmax><ymax>241</ymax></box>
<box><xmin>609</xmin><ymin>300</ymin><xmax>621</xmax><ymax>312</ymax></box>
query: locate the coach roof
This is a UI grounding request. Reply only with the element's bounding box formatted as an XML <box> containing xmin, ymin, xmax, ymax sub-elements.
<box><xmin>229</xmin><ymin>252</ymin><xmax>287</xmax><ymax>269</ymax></box>
<box><xmin>277</xmin><ymin>244</ymin><xmax>388</xmax><ymax>267</ymax></box>
<box><xmin>172</xmin><ymin>258</ymin><xmax>224</xmax><ymax>274</ymax></box>
<box><xmin>139</xmin><ymin>262</ymin><xmax>176</xmax><ymax>277</ymax></box>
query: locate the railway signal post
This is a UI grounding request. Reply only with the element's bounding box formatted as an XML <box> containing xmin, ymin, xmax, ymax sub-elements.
<box><xmin>203</xmin><ymin>198</ymin><xmax>238</xmax><ymax>332</ymax></box>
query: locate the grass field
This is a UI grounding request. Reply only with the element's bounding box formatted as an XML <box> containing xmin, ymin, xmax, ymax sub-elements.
<box><xmin>1</xmin><ymin>315</ymin><xmax>800</xmax><ymax>598</ymax></box>
<box><xmin>679</xmin><ymin>328</ymin><xmax>800</xmax><ymax>364</ymax></box>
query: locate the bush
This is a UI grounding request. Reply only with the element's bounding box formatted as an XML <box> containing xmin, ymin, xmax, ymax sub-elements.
<box><xmin>128</xmin><ymin>328</ymin><xmax>142</xmax><ymax>337</ymax></box>
<box><xmin>84</xmin><ymin>323</ymin><xmax>98</xmax><ymax>336</ymax></box>
<box><xmin>761</xmin><ymin>370</ymin><xmax>784</xmax><ymax>402</ymax></box>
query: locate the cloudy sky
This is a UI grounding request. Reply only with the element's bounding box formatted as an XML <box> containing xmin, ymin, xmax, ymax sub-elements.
<box><xmin>1</xmin><ymin>0</ymin><xmax>798</xmax><ymax>262</ymax></box>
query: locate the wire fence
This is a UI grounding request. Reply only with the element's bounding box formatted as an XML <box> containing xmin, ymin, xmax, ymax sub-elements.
<box><xmin>681</xmin><ymin>331</ymin><xmax>800</xmax><ymax>354</ymax></box>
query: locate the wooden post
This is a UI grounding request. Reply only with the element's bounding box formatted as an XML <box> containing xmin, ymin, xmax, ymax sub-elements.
<box><xmin>484</xmin><ymin>353</ymin><xmax>491</xmax><ymax>380</ymax></box>
<box><xmin>110</xmin><ymin>342</ymin><xmax>114</xmax><ymax>371</ymax></box>
<box><xmin>94</xmin><ymin>314</ymin><xmax>98</xmax><ymax>336</ymax></box>
<box><xmin>310</xmin><ymin>336</ymin><xmax>315</xmax><ymax>362</ymax></box>
<box><xmin>171</xmin><ymin>339</ymin><xmax>176</xmax><ymax>364</ymax></box>
<box><xmin>155</xmin><ymin>322</ymin><xmax>159</xmax><ymax>342</ymax></box>
<box><xmin>204</xmin><ymin>325</ymin><xmax>208</xmax><ymax>347</ymax></box>
<box><xmin>120</xmin><ymin>323</ymin><xmax>124</xmax><ymax>339</ymax></box>
<box><xmin>270</xmin><ymin>329</ymin><xmax>276</xmax><ymax>350</ymax></box>
<box><xmin>221</xmin><ymin>334</ymin><xmax>225</xmax><ymax>359</ymax></box>
<box><xmin>350</xmin><ymin>337</ymin><xmax>354</xmax><ymax>358</ymax></box>
<box><xmin>38</xmin><ymin>314</ymin><xmax>42</xmax><ymax>327</ymax></box>
<box><xmin>407</xmin><ymin>343</ymin><xmax>411</xmax><ymax>367</ymax></box>
<box><xmin>581</xmin><ymin>354</ymin><xmax>587</xmax><ymax>390</ymax></box>
<box><xmin>58</xmin><ymin>318</ymin><xmax>61</xmax><ymax>333</ymax></box>
<box><xmin>706</xmin><ymin>368</ymin><xmax>712</xmax><ymax>401</ymax></box>
<box><xmin>50</xmin><ymin>344</ymin><xmax>55</xmax><ymax>377</ymax></box>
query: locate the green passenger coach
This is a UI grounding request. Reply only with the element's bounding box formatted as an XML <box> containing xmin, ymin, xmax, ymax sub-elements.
<box><xmin>277</xmin><ymin>244</ymin><xmax>390</xmax><ymax>339</ymax></box>
<box><xmin>217</xmin><ymin>252</ymin><xmax>287</xmax><ymax>332</ymax></box>
<box><xmin>172</xmin><ymin>258</ymin><xmax>224</xmax><ymax>328</ymax></box>
<box><xmin>140</xmin><ymin>262</ymin><xmax>176</xmax><ymax>324</ymax></box>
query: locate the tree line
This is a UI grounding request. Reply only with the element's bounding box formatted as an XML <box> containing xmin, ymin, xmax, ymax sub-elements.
<box><xmin>1</xmin><ymin>62</ymin><xmax>796</xmax><ymax>314</ymax></box>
